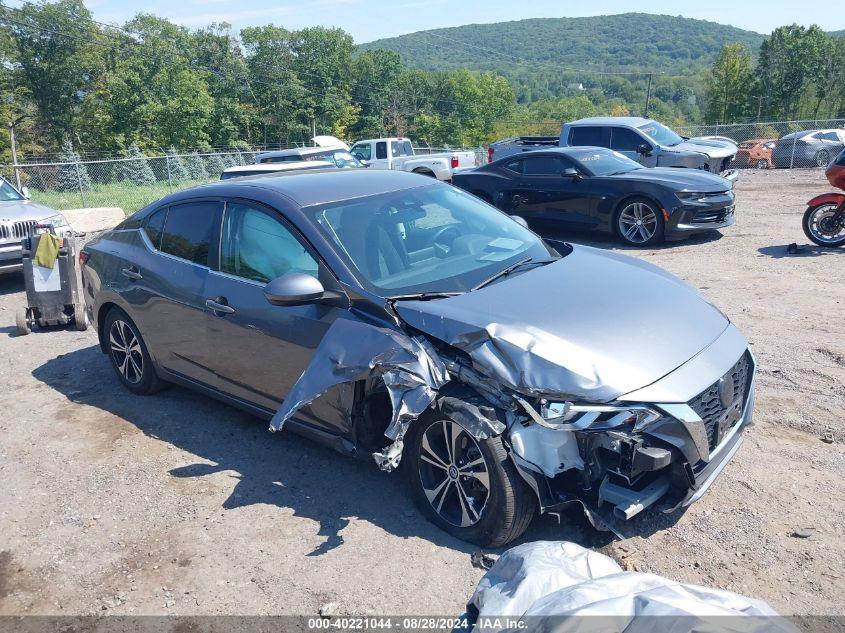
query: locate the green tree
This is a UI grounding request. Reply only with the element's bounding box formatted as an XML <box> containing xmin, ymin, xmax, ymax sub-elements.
<box><xmin>185</xmin><ymin>151</ymin><xmax>208</xmax><ymax>180</ymax></box>
<box><xmin>166</xmin><ymin>147</ymin><xmax>190</xmax><ymax>182</ymax></box>
<box><xmin>56</xmin><ymin>140</ymin><xmax>91</xmax><ymax>191</ymax></box>
<box><xmin>121</xmin><ymin>143</ymin><xmax>156</xmax><ymax>185</ymax></box>
<box><xmin>705</xmin><ymin>43</ymin><xmax>753</xmax><ymax>123</ymax></box>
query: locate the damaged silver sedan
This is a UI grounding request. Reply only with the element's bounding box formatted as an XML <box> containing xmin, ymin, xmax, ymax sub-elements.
<box><xmin>81</xmin><ymin>169</ymin><xmax>755</xmax><ymax>546</ymax></box>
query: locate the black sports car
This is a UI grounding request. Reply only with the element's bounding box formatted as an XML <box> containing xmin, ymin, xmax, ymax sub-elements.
<box><xmin>452</xmin><ymin>147</ymin><xmax>736</xmax><ymax>246</ymax></box>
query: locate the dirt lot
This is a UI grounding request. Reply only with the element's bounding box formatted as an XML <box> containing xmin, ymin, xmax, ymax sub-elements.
<box><xmin>0</xmin><ymin>169</ymin><xmax>843</xmax><ymax>617</ymax></box>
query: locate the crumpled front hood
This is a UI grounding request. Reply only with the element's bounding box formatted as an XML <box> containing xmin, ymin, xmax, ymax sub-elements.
<box><xmin>396</xmin><ymin>246</ymin><xmax>729</xmax><ymax>402</ymax></box>
<box><xmin>0</xmin><ymin>199</ymin><xmax>64</xmax><ymax>223</ymax></box>
<box><xmin>669</xmin><ymin>138</ymin><xmax>737</xmax><ymax>160</ymax></box>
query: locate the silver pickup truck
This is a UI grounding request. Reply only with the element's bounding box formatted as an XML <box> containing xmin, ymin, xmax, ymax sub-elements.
<box><xmin>490</xmin><ymin>117</ymin><xmax>738</xmax><ymax>181</ymax></box>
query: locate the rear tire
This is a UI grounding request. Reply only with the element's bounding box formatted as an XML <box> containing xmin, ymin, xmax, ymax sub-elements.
<box><xmin>103</xmin><ymin>307</ymin><xmax>164</xmax><ymax>395</ymax></box>
<box><xmin>405</xmin><ymin>411</ymin><xmax>536</xmax><ymax>547</ymax></box>
<box><xmin>74</xmin><ymin>303</ymin><xmax>89</xmax><ymax>331</ymax></box>
<box><xmin>815</xmin><ymin>150</ymin><xmax>831</xmax><ymax>168</ymax></box>
<box><xmin>16</xmin><ymin>307</ymin><xmax>31</xmax><ymax>336</ymax></box>
<box><xmin>755</xmin><ymin>159</ymin><xmax>769</xmax><ymax>170</ymax></box>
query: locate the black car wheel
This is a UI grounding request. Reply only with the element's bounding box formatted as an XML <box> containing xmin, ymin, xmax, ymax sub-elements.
<box><xmin>815</xmin><ymin>150</ymin><xmax>831</xmax><ymax>168</ymax></box>
<box><xmin>104</xmin><ymin>307</ymin><xmax>164</xmax><ymax>395</ymax></box>
<box><xmin>405</xmin><ymin>412</ymin><xmax>536</xmax><ymax>547</ymax></box>
<box><xmin>615</xmin><ymin>198</ymin><xmax>664</xmax><ymax>246</ymax></box>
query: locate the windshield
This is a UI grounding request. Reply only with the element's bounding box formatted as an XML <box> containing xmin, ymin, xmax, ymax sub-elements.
<box><xmin>637</xmin><ymin>121</ymin><xmax>684</xmax><ymax>147</ymax></box>
<box><xmin>0</xmin><ymin>178</ymin><xmax>24</xmax><ymax>201</ymax></box>
<box><xmin>307</xmin><ymin>184</ymin><xmax>557</xmax><ymax>296</ymax></box>
<box><xmin>332</xmin><ymin>151</ymin><xmax>363</xmax><ymax>169</ymax></box>
<box><xmin>570</xmin><ymin>149</ymin><xmax>643</xmax><ymax>176</ymax></box>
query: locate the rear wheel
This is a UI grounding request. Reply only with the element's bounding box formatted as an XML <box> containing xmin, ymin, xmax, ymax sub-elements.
<box><xmin>755</xmin><ymin>159</ymin><xmax>769</xmax><ymax>170</ymax></box>
<box><xmin>614</xmin><ymin>198</ymin><xmax>664</xmax><ymax>246</ymax></box>
<box><xmin>815</xmin><ymin>150</ymin><xmax>831</xmax><ymax>168</ymax></box>
<box><xmin>405</xmin><ymin>412</ymin><xmax>536</xmax><ymax>547</ymax></box>
<box><xmin>803</xmin><ymin>203</ymin><xmax>845</xmax><ymax>247</ymax></box>
<box><xmin>103</xmin><ymin>307</ymin><xmax>164</xmax><ymax>394</ymax></box>
<box><xmin>15</xmin><ymin>307</ymin><xmax>31</xmax><ymax>336</ymax></box>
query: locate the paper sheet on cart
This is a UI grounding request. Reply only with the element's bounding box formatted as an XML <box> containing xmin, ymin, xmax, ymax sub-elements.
<box><xmin>32</xmin><ymin>263</ymin><xmax>61</xmax><ymax>292</ymax></box>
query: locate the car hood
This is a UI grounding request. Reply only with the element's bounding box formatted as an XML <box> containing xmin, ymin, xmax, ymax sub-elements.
<box><xmin>395</xmin><ymin>246</ymin><xmax>729</xmax><ymax>402</ymax></box>
<box><xmin>0</xmin><ymin>199</ymin><xmax>65</xmax><ymax>223</ymax></box>
<box><xmin>608</xmin><ymin>168</ymin><xmax>732</xmax><ymax>192</ymax></box>
<box><xmin>668</xmin><ymin>138</ymin><xmax>736</xmax><ymax>159</ymax></box>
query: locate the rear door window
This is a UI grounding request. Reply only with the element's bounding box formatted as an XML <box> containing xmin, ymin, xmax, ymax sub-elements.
<box><xmin>376</xmin><ymin>142</ymin><xmax>388</xmax><ymax>160</ymax></box>
<box><xmin>144</xmin><ymin>207</ymin><xmax>168</xmax><ymax>249</ymax></box>
<box><xmin>610</xmin><ymin>127</ymin><xmax>646</xmax><ymax>152</ymax></box>
<box><xmin>569</xmin><ymin>126</ymin><xmax>611</xmax><ymax>148</ymax></box>
<box><xmin>160</xmin><ymin>201</ymin><xmax>221</xmax><ymax>266</ymax></box>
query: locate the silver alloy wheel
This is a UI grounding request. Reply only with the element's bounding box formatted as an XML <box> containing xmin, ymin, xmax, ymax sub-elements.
<box><xmin>618</xmin><ymin>202</ymin><xmax>658</xmax><ymax>244</ymax></box>
<box><xmin>807</xmin><ymin>204</ymin><xmax>845</xmax><ymax>244</ymax></box>
<box><xmin>418</xmin><ymin>419</ymin><xmax>490</xmax><ymax>528</ymax></box>
<box><xmin>816</xmin><ymin>150</ymin><xmax>830</xmax><ymax>168</ymax></box>
<box><xmin>109</xmin><ymin>319</ymin><xmax>144</xmax><ymax>384</ymax></box>
<box><xmin>756</xmin><ymin>159</ymin><xmax>768</xmax><ymax>170</ymax></box>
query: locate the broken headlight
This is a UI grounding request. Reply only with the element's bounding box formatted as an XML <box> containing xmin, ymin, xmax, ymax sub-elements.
<box><xmin>538</xmin><ymin>401</ymin><xmax>662</xmax><ymax>432</ymax></box>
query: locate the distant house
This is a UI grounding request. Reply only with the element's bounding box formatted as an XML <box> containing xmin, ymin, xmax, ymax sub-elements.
<box><xmin>567</xmin><ymin>82</ymin><xmax>585</xmax><ymax>91</ymax></box>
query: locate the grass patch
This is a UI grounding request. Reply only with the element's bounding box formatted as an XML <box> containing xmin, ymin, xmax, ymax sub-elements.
<box><xmin>30</xmin><ymin>179</ymin><xmax>210</xmax><ymax>215</ymax></box>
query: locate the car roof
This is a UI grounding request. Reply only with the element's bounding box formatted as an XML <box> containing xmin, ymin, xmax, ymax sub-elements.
<box><xmin>221</xmin><ymin>160</ymin><xmax>334</xmax><ymax>175</ymax></box>
<box><xmin>175</xmin><ymin>168</ymin><xmax>435</xmax><ymax>208</ymax></box>
<box><xmin>567</xmin><ymin>116</ymin><xmax>652</xmax><ymax>127</ymax></box>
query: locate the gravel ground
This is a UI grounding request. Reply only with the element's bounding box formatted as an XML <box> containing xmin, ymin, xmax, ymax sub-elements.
<box><xmin>0</xmin><ymin>169</ymin><xmax>843</xmax><ymax>617</ymax></box>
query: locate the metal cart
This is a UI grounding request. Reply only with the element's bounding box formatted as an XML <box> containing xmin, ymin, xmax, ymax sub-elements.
<box><xmin>15</xmin><ymin>232</ymin><xmax>88</xmax><ymax>335</ymax></box>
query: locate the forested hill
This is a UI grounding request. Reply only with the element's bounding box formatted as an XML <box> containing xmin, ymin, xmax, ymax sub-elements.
<box><xmin>359</xmin><ymin>13</ymin><xmax>766</xmax><ymax>99</ymax></box>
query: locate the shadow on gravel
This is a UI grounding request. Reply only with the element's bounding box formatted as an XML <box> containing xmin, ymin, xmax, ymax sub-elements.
<box><xmin>0</xmin><ymin>272</ymin><xmax>24</xmax><ymax>296</ymax></box>
<box><xmin>758</xmin><ymin>243</ymin><xmax>844</xmax><ymax>259</ymax></box>
<box><xmin>32</xmin><ymin>344</ymin><xmax>680</xmax><ymax>558</ymax></box>
<box><xmin>530</xmin><ymin>222</ymin><xmax>723</xmax><ymax>251</ymax></box>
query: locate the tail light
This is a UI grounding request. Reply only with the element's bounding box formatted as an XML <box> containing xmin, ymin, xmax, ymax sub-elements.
<box><xmin>79</xmin><ymin>251</ymin><xmax>89</xmax><ymax>267</ymax></box>
<box><xmin>450</xmin><ymin>155</ymin><xmax>459</xmax><ymax>169</ymax></box>
<box><xmin>488</xmin><ymin>148</ymin><xmax>494</xmax><ymax>163</ymax></box>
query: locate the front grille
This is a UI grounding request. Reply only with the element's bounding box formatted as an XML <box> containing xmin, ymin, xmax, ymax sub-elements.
<box><xmin>0</xmin><ymin>223</ymin><xmax>9</xmax><ymax>240</ymax></box>
<box><xmin>687</xmin><ymin>351</ymin><xmax>752</xmax><ymax>450</ymax></box>
<box><xmin>692</xmin><ymin>207</ymin><xmax>731</xmax><ymax>224</ymax></box>
<box><xmin>12</xmin><ymin>220</ymin><xmax>38</xmax><ymax>239</ymax></box>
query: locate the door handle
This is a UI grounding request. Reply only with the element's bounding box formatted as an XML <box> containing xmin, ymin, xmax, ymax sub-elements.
<box><xmin>205</xmin><ymin>297</ymin><xmax>235</xmax><ymax>315</ymax></box>
<box><xmin>121</xmin><ymin>267</ymin><xmax>142</xmax><ymax>281</ymax></box>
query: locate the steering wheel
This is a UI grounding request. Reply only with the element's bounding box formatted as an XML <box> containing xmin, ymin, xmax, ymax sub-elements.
<box><xmin>431</xmin><ymin>225</ymin><xmax>461</xmax><ymax>249</ymax></box>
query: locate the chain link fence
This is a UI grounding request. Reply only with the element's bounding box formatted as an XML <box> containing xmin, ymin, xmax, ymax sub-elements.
<box><xmin>0</xmin><ymin>150</ymin><xmax>261</xmax><ymax>215</ymax></box>
<box><xmin>677</xmin><ymin>119</ymin><xmax>845</xmax><ymax>170</ymax></box>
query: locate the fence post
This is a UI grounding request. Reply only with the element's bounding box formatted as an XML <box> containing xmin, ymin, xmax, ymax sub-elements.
<box><xmin>165</xmin><ymin>154</ymin><xmax>173</xmax><ymax>193</ymax></box>
<box><xmin>789</xmin><ymin>137</ymin><xmax>796</xmax><ymax>169</ymax></box>
<box><xmin>74</xmin><ymin>160</ymin><xmax>86</xmax><ymax>207</ymax></box>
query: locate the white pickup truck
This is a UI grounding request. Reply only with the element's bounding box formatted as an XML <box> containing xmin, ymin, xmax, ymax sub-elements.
<box><xmin>349</xmin><ymin>137</ymin><xmax>477</xmax><ymax>181</ymax></box>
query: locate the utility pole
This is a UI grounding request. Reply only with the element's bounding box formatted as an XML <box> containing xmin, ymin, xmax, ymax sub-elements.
<box><xmin>643</xmin><ymin>73</ymin><xmax>653</xmax><ymax>118</ymax></box>
<box><xmin>7</xmin><ymin>115</ymin><xmax>26</xmax><ymax>190</ymax></box>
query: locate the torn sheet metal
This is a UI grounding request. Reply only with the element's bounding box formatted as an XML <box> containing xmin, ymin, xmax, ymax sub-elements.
<box><xmin>467</xmin><ymin>541</ymin><xmax>797</xmax><ymax>633</ymax></box>
<box><xmin>269</xmin><ymin>318</ymin><xmax>448</xmax><ymax>469</ymax></box>
<box><xmin>394</xmin><ymin>248</ymin><xmax>732</xmax><ymax>402</ymax></box>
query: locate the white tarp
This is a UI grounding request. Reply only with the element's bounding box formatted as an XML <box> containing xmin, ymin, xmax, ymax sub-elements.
<box><xmin>467</xmin><ymin>542</ymin><xmax>797</xmax><ymax>633</ymax></box>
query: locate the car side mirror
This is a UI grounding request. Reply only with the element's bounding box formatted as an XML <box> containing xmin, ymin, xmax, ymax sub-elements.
<box><xmin>637</xmin><ymin>143</ymin><xmax>653</xmax><ymax>156</ymax></box>
<box><xmin>264</xmin><ymin>273</ymin><xmax>325</xmax><ymax>306</ymax></box>
<box><xmin>21</xmin><ymin>186</ymin><xmax>31</xmax><ymax>199</ymax></box>
<box><xmin>562</xmin><ymin>167</ymin><xmax>581</xmax><ymax>179</ymax></box>
<box><xmin>359</xmin><ymin>159</ymin><xmax>370</xmax><ymax>167</ymax></box>
<box><xmin>509</xmin><ymin>215</ymin><xmax>529</xmax><ymax>228</ymax></box>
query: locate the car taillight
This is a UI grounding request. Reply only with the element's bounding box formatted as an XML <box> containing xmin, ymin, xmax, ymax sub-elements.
<box><xmin>450</xmin><ymin>155</ymin><xmax>459</xmax><ymax>169</ymax></box>
<box><xmin>79</xmin><ymin>251</ymin><xmax>89</xmax><ymax>267</ymax></box>
<box><xmin>488</xmin><ymin>148</ymin><xmax>494</xmax><ymax>163</ymax></box>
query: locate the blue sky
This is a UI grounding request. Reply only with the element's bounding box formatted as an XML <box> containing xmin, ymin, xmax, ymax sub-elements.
<box><xmin>23</xmin><ymin>0</ymin><xmax>845</xmax><ymax>42</ymax></box>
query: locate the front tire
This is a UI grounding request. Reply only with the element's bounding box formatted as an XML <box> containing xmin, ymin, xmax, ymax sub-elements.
<box><xmin>803</xmin><ymin>203</ymin><xmax>845</xmax><ymax>247</ymax></box>
<box><xmin>405</xmin><ymin>412</ymin><xmax>536</xmax><ymax>547</ymax></box>
<box><xmin>614</xmin><ymin>198</ymin><xmax>665</xmax><ymax>246</ymax></box>
<box><xmin>16</xmin><ymin>307</ymin><xmax>31</xmax><ymax>336</ymax></box>
<box><xmin>756</xmin><ymin>159</ymin><xmax>769</xmax><ymax>170</ymax></box>
<box><xmin>103</xmin><ymin>307</ymin><xmax>164</xmax><ymax>394</ymax></box>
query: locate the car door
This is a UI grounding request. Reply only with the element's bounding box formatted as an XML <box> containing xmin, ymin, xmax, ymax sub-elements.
<box><xmin>610</xmin><ymin>127</ymin><xmax>656</xmax><ymax>166</ymax></box>
<box><xmin>200</xmin><ymin>200</ymin><xmax>348</xmax><ymax>431</ymax></box>
<box><xmin>509</xmin><ymin>155</ymin><xmax>596</xmax><ymax>226</ymax></box>
<box><xmin>130</xmin><ymin>199</ymin><xmax>222</xmax><ymax>382</ymax></box>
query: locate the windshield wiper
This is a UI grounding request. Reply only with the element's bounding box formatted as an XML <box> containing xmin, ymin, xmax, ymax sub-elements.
<box><xmin>388</xmin><ymin>291</ymin><xmax>463</xmax><ymax>301</ymax></box>
<box><xmin>472</xmin><ymin>256</ymin><xmax>555</xmax><ymax>291</ymax></box>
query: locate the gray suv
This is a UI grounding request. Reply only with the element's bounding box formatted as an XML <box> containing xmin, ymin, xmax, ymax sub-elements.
<box><xmin>561</xmin><ymin>117</ymin><xmax>738</xmax><ymax>181</ymax></box>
